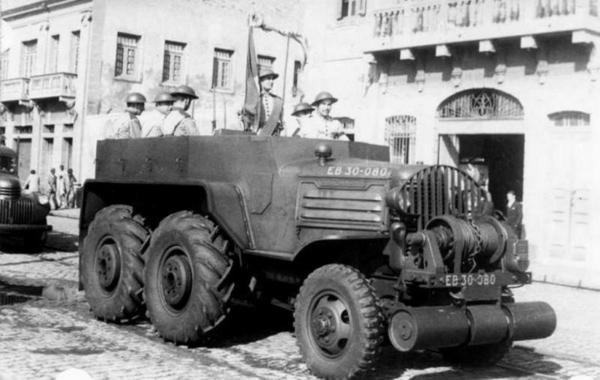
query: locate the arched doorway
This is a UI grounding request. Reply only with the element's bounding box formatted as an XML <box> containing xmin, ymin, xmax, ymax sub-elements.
<box><xmin>436</xmin><ymin>88</ymin><xmax>525</xmax><ymax>215</ymax></box>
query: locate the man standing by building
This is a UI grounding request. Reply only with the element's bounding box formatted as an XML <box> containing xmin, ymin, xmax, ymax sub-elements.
<box><xmin>506</xmin><ymin>190</ymin><xmax>523</xmax><ymax>237</ymax></box>
<box><xmin>307</xmin><ymin>91</ymin><xmax>348</xmax><ymax>140</ymax></box>
<box><xmin>47</xmin><ymin>168</ymin><xmax>58</xmax><ymax>210</ymax></box>
<box><xmin>257</xmin><ymin>68</ymin><xmax>283</xmax><ymax>136</ymax></box>
<box><xmin>24</xmin><ymin>169</ymin><xmax>40</xmax><ymax>194</ymax></box>
<box><xmin>162</xmin><ymin>85</ymin><xmax>199</xmax><ymax>136</ymax></box>
<box><xmin>140</xmin><ymin>92</ymin><xmax>174</xmax><ymax>137</ymax></box>
<box><xmin>57</xmin><ymin>164</ymin><xmax>69</xmax><ymax>208</ymax></box>
<box><xmin>114</xmin><ymin>92</ymin><xmax>146</xmax><ymax>139</ymax></box>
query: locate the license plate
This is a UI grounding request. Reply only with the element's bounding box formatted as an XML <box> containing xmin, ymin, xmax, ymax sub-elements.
<box><xmin>442</xmin><ymin>273</ymin><xmax>497</xmax><ymax>287</ymax></box>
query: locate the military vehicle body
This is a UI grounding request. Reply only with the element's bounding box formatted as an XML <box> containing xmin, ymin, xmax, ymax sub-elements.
<box><xmin>0</xmin><ymin>145</ymin><xmax>51</xmax><ymax>251</ymax></box>
<box><xmin>80</xmin><ymin>135</ymin><xmax>556</xmax><ymax>379</ymax></box>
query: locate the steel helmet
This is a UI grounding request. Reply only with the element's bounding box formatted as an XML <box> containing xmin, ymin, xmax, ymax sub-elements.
<box><xmin>154</xmin><ymin>91</ymin><xmax>175</xmax><ymax>103</ymax></box>
<box><xmin>171</xmin><ymin>85</ymin><xmax>198</xmax><ymax>99</ymax></box>
<box><xmin>125</xmin><ymin>92</ymin><xmax>147</xmax><ymax>104</ymax></box>
<box><xmin>291</xmin><ymin>102</ymin><xmax>314</xmax><ymax>116</ymax></box>
<box><xmin>311</xmin><ymin>91</ymin><xmax>338</xmax><ymax>106</ymax></box>
<box><xmin>259</xmin><ymin>68</ymin><xmax>279</xmax><ymax>80</ymax></box>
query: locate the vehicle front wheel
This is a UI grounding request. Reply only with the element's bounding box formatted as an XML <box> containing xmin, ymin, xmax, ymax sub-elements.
<box><xmin>294</xmin><ymin>264</ymin><xmax>385</xmax><ymax>380</ymax></box>
<box><xmin>144</xmin><ymin>211</ymin><xmax>236</xmax><ymax>345</ymax></box>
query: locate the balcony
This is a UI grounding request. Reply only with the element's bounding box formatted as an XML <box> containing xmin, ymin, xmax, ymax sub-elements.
<box><xmin>0</xmin><ymin>78</ymin><xmax>29</xmax><ymax>102</ymax></box>
<box><xmin>28</xmin><ymin>72</ymin><xmax>77</xmax><ymax>100</ymax></box>
<box><xmin>367</xmin><ymin>0</ymin><xmax>600</xmax><ymax>53</ymax></box>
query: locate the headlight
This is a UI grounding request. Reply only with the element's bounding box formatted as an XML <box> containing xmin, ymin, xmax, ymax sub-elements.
<box><xmin>385</xmin><ymin>187</ymin><xmax>411</xmax><ymax>213</ymax></box>
<box><xmin>37</xmin><ymin>194</ymin><xmax>49</xmax><ymax>205</ymax></box>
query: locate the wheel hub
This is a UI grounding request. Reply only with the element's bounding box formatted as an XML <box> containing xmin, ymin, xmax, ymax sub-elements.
<box><xmin>96</xmin><ymin>239</ymin><xmax>120</xmax><ymax>291</ymax></box>
<box><xmin>161</xmin><ymin>250</ymin><xmax>192</xmax><ymax>309</ymax></box>
<box><xmin>308</xmin><ymin>293</ymin><xmax>352</xmax><ymax>357</ymax></box>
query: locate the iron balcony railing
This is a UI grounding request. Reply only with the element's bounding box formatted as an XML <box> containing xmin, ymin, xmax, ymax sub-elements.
<box><xmin>368</xmin><ymin>0</ymin><xmax>600</xmax><ymax>52</ymax></box>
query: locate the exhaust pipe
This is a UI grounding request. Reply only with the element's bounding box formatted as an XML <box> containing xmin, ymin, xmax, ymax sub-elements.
<box><xmin>388</xmin><ymin>302</ymin><xmax>556</xmax><ymax>352</ymax></box>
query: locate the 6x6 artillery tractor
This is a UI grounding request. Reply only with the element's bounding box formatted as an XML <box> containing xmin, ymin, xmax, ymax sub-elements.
<box><xmin>79</xmin><ymin>135</ymin><xmax>556</xmax><ymax>379</ymax></box>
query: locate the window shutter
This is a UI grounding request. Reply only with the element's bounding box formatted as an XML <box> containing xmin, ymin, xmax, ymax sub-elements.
<box><xmin>211</xmin><ymin>56</ymin><xmax>218</xmax><ymax>89</ymax></box>
<box><xmin>336</xmin><ymin>0</ymin><xmax>344</xmax><ymax>19</ymax></box>
<box><xmin>359</xmin><ymin>0</ymin><xmax>367</xmax><ymax>16</ymax></box>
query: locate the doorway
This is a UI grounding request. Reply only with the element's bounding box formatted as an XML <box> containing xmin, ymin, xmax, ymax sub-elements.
<box><xmin>15</xmin><ymin>138</ymin><xmax>32</xmax><ymax>181</ymax></box>
<box><xmin>457</xmin><ymin>134</ymin><xmax>524</xmax><ymax>213</ymax></box>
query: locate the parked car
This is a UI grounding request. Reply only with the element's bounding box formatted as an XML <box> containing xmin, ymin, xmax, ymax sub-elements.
<box><xmin>0</xmin><ymin>145</ymin><xmax>51</xmax><ymax>251</ymax></box>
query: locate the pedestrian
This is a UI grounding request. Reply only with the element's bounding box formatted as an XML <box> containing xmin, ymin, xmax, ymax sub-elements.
<box><xmin>140</xmin><ymin>92</ymin><xmax>174</xmax><ymax>137</ymax></box>
<box><xmin>161</xmin><ymin>85</ymin><xmax>199</xmax><ymax>136</ymax></box>
<box><xmin>306</xmin><ymin>91</ymin><xmax>348</xmax><ymax>140</ymax></box>
<box><xmin>506</xmin><ymin>190</ymin><xmax>523</xmax><ymax>237</ymax></box>
<box><xmin>113</xmin><ymin>92</ymin><xmax>146</xmax><ymax>139</ymax></box>
<box><xmin>47</xmin><ymin>168</ymin><xmax>58</xmax><ymax>210</ymax></box>
<box><xmin>57</xmin><ymin>164</ymin><xmax>68</xmax><ymax>208</ymax></box>
<box><xmin>66</xmin><ymin>168</ymin><xmax>77</xmax><ymax>208</ymax></box>
<box><xmin>287</xmin><ymin>102</ymin><xmax>314</xmax><ymax>137</ymax></box>
<box><xmin>23</xmin><ymin>169</ymin><xmax>40</xmax><ymax>194</ymax></box>
<box><xmin>256</xmin><ymin>68</ymin><xmax>284</xmax><ymax>136</ymax></box>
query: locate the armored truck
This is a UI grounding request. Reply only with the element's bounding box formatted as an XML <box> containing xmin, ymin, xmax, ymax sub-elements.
<box><xmin>79</xmin><ymin>135</ymin><xmax>556</xmax><ymax>379</ymax></box>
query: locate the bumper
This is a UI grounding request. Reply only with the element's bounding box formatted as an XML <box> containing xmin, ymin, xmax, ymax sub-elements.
<box><xmin>388</xmin><ymin>301</ymin><xmax>556</xmax><ymax>352</ymax></box>
<box><xmin>0</xmin><ymin>224</ymin><xmax>52</xmax><ymax>234</ymax></box>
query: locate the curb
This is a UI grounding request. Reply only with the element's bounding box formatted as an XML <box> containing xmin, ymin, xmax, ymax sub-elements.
<box><xmin>48</xmin><ymin>210</ymin><xmax>80</xmax><ymax>220</ymax></box>
<box><xmin>0</xmin><ymin>275</ymin><xmax>79</xmax><ymax>302</ymax></box>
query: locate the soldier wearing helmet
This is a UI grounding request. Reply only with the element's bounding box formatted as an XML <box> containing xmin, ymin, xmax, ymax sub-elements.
<box><xmin>287</xmin><ymin>102</ymin><xmax>314</xmax><ymax>137</ymax></box>
<box><xmin>162</xmin><ymin>85</ymin><xmax>199</xmax><ymax>136</ymax></box>
<box><xmin>257</xmin><ymin>68</ymin><xmax>284</xmax><ymax>136</ymax></box>
<box><xmin>113</xmin><ymin>92</ymin><xmax>146</xmax><ymax>139</ymax></box>
<box><xmin>299</xmin><ymin>91</ymin><xmax>347</xmax><ymax>140</ymax></box>
<box><xmin>139</xmin><ymin>92</ymin><xmax>174</xmax><ymax>137</ymax></box>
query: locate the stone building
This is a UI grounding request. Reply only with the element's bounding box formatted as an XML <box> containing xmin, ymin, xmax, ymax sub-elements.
<box><xmin>0</xmin><ymin>0</ymin><xmax>91</xmax><ymax>190</ymax></box>
<box><xmin>301</xmin><ymin>0</ymin><xmax>600</xmax><ymax>288</ymax></box>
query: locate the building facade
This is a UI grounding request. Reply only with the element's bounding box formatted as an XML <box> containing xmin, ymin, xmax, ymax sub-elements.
<box><xmin>301</xmin><ymin>0</ymin><xmax>600</xmax><ymax>288</ymax></box>
<box><xmin>0</xmin><ymin>0</ymin><xmax>92</xmax><ymax>191</ymax></box>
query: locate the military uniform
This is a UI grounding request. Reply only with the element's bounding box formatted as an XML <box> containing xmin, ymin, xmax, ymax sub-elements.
<box><xmin>297</xmin><ymin>113</ymin><xmax>346</xmax><ymax>140</ymax></box>
<box><xmin>114</xmin><ymin>111</ymin><xmax>142</xmax><ymax>139</ymax></box>
<box><xmin>162</xmin><ymin>108</ymin><xmax>199</xmax><ymax>136</ymax></box>
<box><xmin>140</xmin><ymin>109</ymin><xmax>166</xmax><ymax>137</ymax></box>
<box><xmin>258</xmin><ymin>92</ymin><xmax>283</xmax><ymax>136</ymax></box>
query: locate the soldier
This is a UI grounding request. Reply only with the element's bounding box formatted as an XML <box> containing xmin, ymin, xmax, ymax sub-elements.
<box><xmin>162</xmin><ymin>85</ymin><xmax>199</xmax><ymax>136</ymax></box>
<box><xmin>114</xmin><ymin>92</ymin><xmax>145</xmax><ymax>139</ymax></box>
<box><xmin>288</xmin><ymin>102</ymin><xmax>314</xmax><ymax>137</ymax></box>
<box><xmin>257</xmin><ymin>68</ymin><xmax>284</xmax><ymax>136</ymax></box>
<box><xmin>306</xmin><ymin>91</ymin><xmax>348</xmax><ymax>140</ymax></box>
<box><xmin>506</xmin><ymin>190</ymin><xmax>523</xmax><ymax>237</ymax></box>
<box><xmin>140</xmin><ymin>92</ymin><xmax>174</xmax><ymax>137</ymax></box>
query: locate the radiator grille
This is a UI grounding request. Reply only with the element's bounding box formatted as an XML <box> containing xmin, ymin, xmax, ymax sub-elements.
<box><xmin>0</xmin><ymin>198</ymin><xmax>35</xmax><ymax>224</ymax></box>
<box><xmin>297</xmin><ymin>184</ymin><xmax>386</xmax><ymax>231</ymax></box>
<box><xmin>399</xmin><ymin>166</ymin><xmax>481</xmax><ymax>229</ymax></box>
<box><xmin>0</xmin><ymin>186</ymin><xmax>20</xmax><ymax>198</ymax></box>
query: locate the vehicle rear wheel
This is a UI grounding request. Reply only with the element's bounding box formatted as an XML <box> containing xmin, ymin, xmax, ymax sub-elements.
<box><xmin>144</xmin><ymin>211</ymin><xmax>236</xmax><ymax>345</ymax></box>
<box><xmin>81</xmin><ymin>205</ymin><xmax>149</xmax><ymax>322</ymax></box>
<box><xmin>294</xmin><ymin>264</ymin><xmax>385</xmax><ymax>380</ymax></box>
<box><xmin>440</xmin><ymin>340</ymin><xmax>512</xmax><ymax>367</ymax></box>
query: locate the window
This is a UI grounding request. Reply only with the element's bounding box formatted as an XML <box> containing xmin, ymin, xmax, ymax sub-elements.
<box><xmin>70</xmin><ymin>31</ymin><xmax>80</xmax><ymax>73</ymax></box>
<box><xmin>337</xmin><ymin>0</ymin><xmax>367</xmax><ymax>19</ymax></box>
<box><xmin>21</xmin><ymin>39</ymin><xmax>37</xmax><ymax>77</ymax></box>
<box><xmin>257</xmin><ymin>54</ymin><xmax>275</xmax><ymax>74</ymax></box>
<box><xmin>548</xmin><ymin>111</ymin><xmax>590</xmax><ymax>127</ymax></box>
<box><xmin>162</xmin><ymin>41</ymin><xmax>186</xmax><ymax>83</ymax></box>
<box><xmin>212</xmin><ymin>48</ymin><xmax>233</xmax><ymax>90</ymax></box>
<box><xmin>385</xmin><ymin>115</ymin><xmax>416</xmax><ymax>164</ymax></box>
<box><xmin>47</xmin><ymin>35</ymin><xmax>59</xmax><ymax>73</ymax></box>
<box><xmin>114</xmin><ymin>33</ymin><xmax>140</xmax><ymax>79</ymax></box>
<box><xmin>0</xmin><ymin>50</ymin><xmax>8</xmax><ymax>80</ymax></box>
<box><xmin>437</xmin><ymin>88</ymin><xmax>524</xmax><ymax>120</ymax></box>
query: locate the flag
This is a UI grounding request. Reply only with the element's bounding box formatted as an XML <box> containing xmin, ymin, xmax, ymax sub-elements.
<box><xmin>243</xmin><ymin>27</ymin><xmax>260</xmax><ymax>131</ymax></box>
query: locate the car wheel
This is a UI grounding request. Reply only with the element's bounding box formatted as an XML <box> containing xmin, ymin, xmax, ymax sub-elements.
<box><xmin>294</xmin><ymin>264</ymin><xmax>385</xmax><ymax>380</ymax></box>
<box><xmin>81</xmin><ymin>205</ymin><xmax>149</xmax><ymax>322</ymax></box>
<box><xmin>144</xmin><ymin>211</ymin><xmax>236</xmax><ymax>345</ymax></box>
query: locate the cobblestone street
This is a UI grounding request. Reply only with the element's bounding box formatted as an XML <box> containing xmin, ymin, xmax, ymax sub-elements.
<box><xmin>0</xmin><ymin>213</ymin><xmax>599</xmax><ymax>380</ymax></box>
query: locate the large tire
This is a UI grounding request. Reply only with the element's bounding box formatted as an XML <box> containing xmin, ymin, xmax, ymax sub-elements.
<box><xmin>144</xmin><ymin>211</ymin><xmax>236</xmax><ymax>345</ymax></box>
<box><xmin>294</xmin><ymin>264</ymin><xmax>385</xmax><ymax>380</ymax></box>
<box><xmin>440</xmin><ymin>340</ymin><xmax>512</xmax><ymax>367</ymax></box>
<box><xmin>81</xmin><ymin>205</ymin><xmax>149</xmax><ymax>322</ymax></box>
